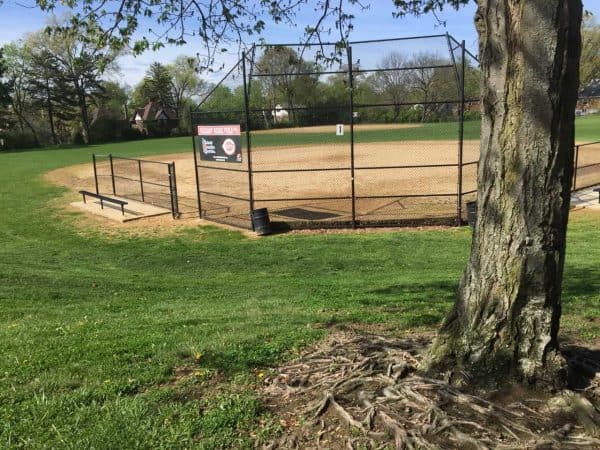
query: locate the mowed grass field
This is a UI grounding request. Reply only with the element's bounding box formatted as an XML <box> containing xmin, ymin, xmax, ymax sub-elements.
<box><xmin>1</xmin><ymin>117</ymin><xmax>600</xmax><ymax>449</ymax></box>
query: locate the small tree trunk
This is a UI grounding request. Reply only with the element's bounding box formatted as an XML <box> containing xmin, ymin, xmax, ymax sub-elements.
<box><xmin>20</xmin><ymin>114</ymin><xmax>40</xmax><ymax>147</ymax></box>
<box><xmin>425</xmin><ymin>0</ymin><xmax>582</xmax><ymax>389</ymax></box>
<box><xmin>78</xmin><ymin>91</ymin><xmax>91</xmax><ymax>145</ymax></box>
<box><xmin>45</xmin><ymin>78</ymin><xmax>58</xmax><ymax>145</ymax></box>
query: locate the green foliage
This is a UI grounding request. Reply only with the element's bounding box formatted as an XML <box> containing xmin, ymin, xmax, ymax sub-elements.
<box><xmin>26</xmin><ymin>1</ymin><xmax>472</xmax><ymax>69</ymax></box>
<box><xmin>254</xmin><ymin>46</ymin><xmax>321</xmax><ymax>126</ymax></box>
<box><xmin>581</xmin><ymin>17</ymin><xmax>600</xmax><ymax>87</ymax></box>
<box><xmin>138</xmin><ymin>62</ymin><xmax>176</xmax><ymax>109</ymax></box>
<box><xmin>0</xmin><ymin>47</ymin><xmax>10</xmax><ymax>111</ymax></box>
<box><xmin>1</xmin><ymin>25</ymin><xmax>119</xmax><ymax>147</ymax></box>
<box><xmin>0</xmin><ymin>129</ymin><xmax>39</xmax><ymax>150</ymax></box>
<box><xmin>2</xmin><ymin>42</ymin><xmax>39</xmax><ymax>142</ymax></box>
<box><xmin>199</xmin><ymin>85</ymin><xmax>242</xmax><ymax>123</ymax></box>
<box><xmin>95</xmin><ymin>81</ymin><xmax>128</xmax><ymax>117</ymax></box>
<box><xmin>168</xmin><ymin>55</ymin><xmax>208</xmax><ymax>118</ymax></box>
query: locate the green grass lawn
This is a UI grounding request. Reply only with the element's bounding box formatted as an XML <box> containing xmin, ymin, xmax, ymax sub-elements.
<box><xmin>575</xmin><ymin>113</ymin><xmax>600</xmax><ymax>143</ymax></box>
<box><xmin>250</xmin><ymin>120</ymin><xmax>482</xmax><ymax>147</ymax></box>
<box><xmin>1</xmin><ymin>118</ymin><xmax>600</xmax><ymax>448</ymax></box>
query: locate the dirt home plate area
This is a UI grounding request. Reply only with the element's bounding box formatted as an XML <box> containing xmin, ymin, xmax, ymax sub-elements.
<box><xmin>47</xmin><ymin>124</ymin><xmax>600</xmax><ymax>227</ymax></box>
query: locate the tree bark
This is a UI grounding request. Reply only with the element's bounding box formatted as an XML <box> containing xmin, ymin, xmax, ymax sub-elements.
<box><xmin>425</xmin><ymin>0</ymin><xmax>582</xmax><ymax>389</ymax></box>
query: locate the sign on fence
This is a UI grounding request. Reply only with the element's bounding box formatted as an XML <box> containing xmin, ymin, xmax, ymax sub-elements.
<box><xmin>196</xmin><ymin>125</ymin><xmax>242</xmax><ymax>163</ymax></box>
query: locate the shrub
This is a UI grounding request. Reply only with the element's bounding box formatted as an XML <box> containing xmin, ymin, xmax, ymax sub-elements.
<box><xmin>0</xmin><ymin>130</ymin><xmax>39</xmax><ymax>150</ymax></box>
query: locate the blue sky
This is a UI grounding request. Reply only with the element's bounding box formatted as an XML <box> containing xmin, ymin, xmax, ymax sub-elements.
<box><xmin>1</xmin><ymin>0</ymin><xmax>598</xmax><ymax>87</ymax></box>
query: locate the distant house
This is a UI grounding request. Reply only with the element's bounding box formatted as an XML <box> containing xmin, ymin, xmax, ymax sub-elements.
<box><xmin>132</xmin><ymin>102</ymin><xmax>178</xmax><ymax>135</ymax></box>
<box><xmin>271</xmin><ymin>104</ymin><xmax>289</xmax><ymax>124</ymax></box>
<box><xmin>578</xmin><ymin>79</ymin><xmax>600</xmax><ymax>114</ymax></box>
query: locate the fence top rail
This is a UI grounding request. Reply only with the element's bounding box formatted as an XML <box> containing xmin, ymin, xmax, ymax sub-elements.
<box><xmin>250</xmin><ymin>63</ymin><xmax>455</xmax><ymax>79</ymax></box>
<box><xmin>192</xmin><ymin>97</ymin><xmax>479</xmax><ymax>116</ymax></box>
<box><xmin>252</xmin><ymin>68</ymin><xmax>346</xmax><ymax>77</ymax></box>
<box><xmin>110</xmin><ymin>155</ymin><xmax>173</xmax><ymax>166</ymax></box>
<box><xmin>353</xmin><ymin>64</ymin><xmax>455</xmax><ymax>74</ymax></box>
<box><xmin>111</xmin><ymin>175</ymin><xmax>172</xmax><ymax>189</ymax></box>
<box><xmin>446</xmin><ymin>34</ymin><xmax>480</xmax><ymax>63</ymax></box>
<box><xmin>253</xmin><ymin>34</ymin><xmax>450</xmax><ymax>48</ymax></box>
<box><xmin>577</xmin><ymin>140</ymin><xmax>600</xmax><ymax>147</ymax></box>
<box><xmin>195</xmin><ymin>57</ymin><xmax>244</xmax><ymax>110</ymax></box>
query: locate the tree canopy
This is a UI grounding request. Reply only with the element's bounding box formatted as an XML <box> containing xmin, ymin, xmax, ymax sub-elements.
<box><xmin>581</xmin><ymin>17</ymin><xmax>600</xmax><ymax>87</ymax></box>
<box><xmin>29</xmin><ymin>0</ymin><xmax>470</xmax><ymax>68</ymax></box>
<box><xmin>0</xmin><ymin>48</ymin><xmax>10</xmax><ymax>110</ymax></box>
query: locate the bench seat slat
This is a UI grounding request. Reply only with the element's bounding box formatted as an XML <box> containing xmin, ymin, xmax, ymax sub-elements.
<box><xmin>79</xmin><ymin>190</ymin><xmax>128</xmax><ymax>215</ymax></box>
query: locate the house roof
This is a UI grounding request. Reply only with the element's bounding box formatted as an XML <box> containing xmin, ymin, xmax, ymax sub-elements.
<box><xmin>134</xmin><ymin>102</ymin><xmax>177</xmax><ymax>121</ymax></box>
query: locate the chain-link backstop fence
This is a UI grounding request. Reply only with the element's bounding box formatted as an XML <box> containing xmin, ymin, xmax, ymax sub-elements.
<box><xmin>190</xmin><ymin>34</ymin><xmax>600</xmax><ymax>231</ymax></box>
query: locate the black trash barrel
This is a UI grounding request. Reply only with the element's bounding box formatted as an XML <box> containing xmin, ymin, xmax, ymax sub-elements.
<box><xmin>466</xmin><ymin>201</ymin><xmax>477</xmax><ymax>228</ymax></box>
<box><xmin>251</xmin><ymin>208</ymin><xmax>272</xmax><ymax>236</ymax></box>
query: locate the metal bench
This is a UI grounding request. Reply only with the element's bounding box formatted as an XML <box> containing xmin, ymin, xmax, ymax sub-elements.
<box><xmin>79</xmin><ymin>190</ymin><xmax>128</xmax><ymax>215</ymax></box>
<box><xmin>594</xmin><ymin>188</ymin><xmax>600</xmax><ymax>203</ymax></box>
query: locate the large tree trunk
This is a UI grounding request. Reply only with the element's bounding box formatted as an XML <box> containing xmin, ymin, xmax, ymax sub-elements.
<box><xmin>425</xmin><ymin>0</ymin><xmax>582</xmax><ymax>389</ymax></box>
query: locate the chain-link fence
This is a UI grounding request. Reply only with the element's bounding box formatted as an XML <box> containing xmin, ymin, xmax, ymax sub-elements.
<box><xmin>93</xmin><ymin>154</ymin><xmax>180</xmax><ymax>218</ymax></box>
<box><xmin>573</xmin><ymin>141</ymin><xmax>600</xmax><ymax>191</ymax></box>
<box><xmin>191</xmin><ymin>34</ymin><xmax>482</xmax><ymax>230</ymax></box>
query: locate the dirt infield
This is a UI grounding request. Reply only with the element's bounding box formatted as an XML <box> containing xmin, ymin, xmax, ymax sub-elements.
<box><xmin>49</xmin><ymin>139</ymin><xmax>481</xmax><ymax>228</ymax></box>
<box><xmin>195</xmin><ymin>140</ymin><xmax>480</xmax><ymax>224</ymax></box>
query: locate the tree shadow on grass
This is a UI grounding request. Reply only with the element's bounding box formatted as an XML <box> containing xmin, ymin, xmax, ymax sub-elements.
<box><xmin>562</xmin><ymin>265</ymin><xmax>600</xmax><ymax>299</ymax></box>
<box><xmin>355</xmin><ymin>280</ymin><xmax>458</xmax><ymax>328</ymax></box>
<box><xmin>366</xmin><ymin>280</ymin><xmax>459</xmax><ymax>297</ymax></box>
<box><xmin>563</xmin><ymin>346</ymin><xmax>600</xmax><ymax>391</ymax></box>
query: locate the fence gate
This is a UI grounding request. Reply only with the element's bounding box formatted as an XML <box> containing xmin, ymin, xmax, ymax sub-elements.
<box><xmin>93</xmin><ymin>154</ymin><xmax>180</xmax><ymax>218</ymax></box>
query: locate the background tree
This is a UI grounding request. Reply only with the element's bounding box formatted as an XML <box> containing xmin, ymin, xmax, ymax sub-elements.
<box><xmin>94</xmin><ymin>81</ymin><xmax>128</xmax><ymax>118</ymax></box>
<box><xmin>405</xmin><ymin>52</ymin><xmax>449</xmax><ymax>122</ymax></box>
<box><xmin>0</xmin><ymin>47</ymin><xmax>12</xmax><ymax>142</ymax></box>
<box><xmin>373</xmin><ymin>52</ymin><xmax>410</xmax><ymax>121</ymax></box>
<box><xmin>138</xmin><ymin>63</ymin><xmax>175</xmax><ymax>109</ymax></box>
<box><xmin>168</xmin><ymin>56</ymin><xmax>208</xmax><ymax>120</ymax></box>
<box><xmin>25</xmin><ymin>32</ymin><xmax>65</xmax><ymax>145</ymax></box>
<box><xmin>0</xmin><ymin>47</ymin><xmax>10</xmax><ymax>111</ymax></box>
<box><xmin>580</xmin><ymin>16</ymin><xmax>600</xmax><ymax>87</ymax></box>
<box><xmin>198</xmin><ymin>84</ymin><xmax>237</xmax><ymax>123</ymax></box>
<box><xmin>30</xmin><ymin>22</ymin><xmax>120</xmax><ymax>144</ymax></box>
<box><xmin>255</xmin><ymin>46</ymin><xmax>320</xmax><ymax>125</ymax></box>
<box><xmin>2</xmin><ymin>42</ymin><xmax>40</xmax><ymax>146</ymax></box>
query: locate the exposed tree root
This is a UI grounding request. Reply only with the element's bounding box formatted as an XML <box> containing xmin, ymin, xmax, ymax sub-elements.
<box><xmin>258</xmin><ymin>331</ymin><xmax>600</xmax><ymax>449</ymax></box>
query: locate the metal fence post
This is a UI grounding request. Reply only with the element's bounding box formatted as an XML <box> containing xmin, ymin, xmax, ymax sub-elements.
<box><xmin>169</xmin><ymin>162</ymin><xmax>180</xmax><ymax>218</ymax></box>
<box><xmin>347</xmin><ymin>45</ymin><xmax>357</xmax><ymax>229</ymax></box>
<box><xmin>191</xmin><ymin>108</ymin><xmax>202</xmax><ymax>218</ymax></box>
<box><xmin>242</xmin><ymin>50</ymin><xmax>255</xmax><ymax>230</ymax></box>
<box><xmin>92</xmin><ymin>153</ymin><xmax>99</xmax><ymax>194</ymax></box>
<box><xmin>109</xmin><ymin>153</ymin><xmax>117</xmax><ymax>196</ymax></box>
<box><xmin>457</xmin><ymin>40</ymin><xmax>466</xmax><ymax>226</ymax></box>
<box><xmin>573</xmin><ymin>144</ymin><xmax>579</xmax><ymax>190</ymax></box>
<box><xmin>138</xmin><ymin>159</ymin><xmax>145</xmax><ymax>202</ymax></box>
<box><xmin>446</xmin><ymin>34</ymin><xmax>465</xmax><ymax>226</ymax></box>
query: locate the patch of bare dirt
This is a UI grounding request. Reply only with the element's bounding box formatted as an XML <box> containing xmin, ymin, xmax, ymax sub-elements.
<box><xmin>43</xmin><ymin>157</ymin><xmax>260</xmax><ymax>238</ymax></box>
<box><xmin>258</xmin><ymin>331</ymin><xmax>600</xmax><ymax>449</ymax></box>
